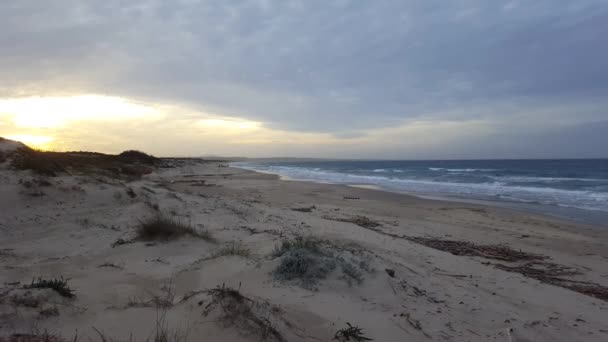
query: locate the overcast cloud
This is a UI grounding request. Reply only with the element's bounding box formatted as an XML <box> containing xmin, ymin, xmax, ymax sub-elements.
<box><xmin>1</xmin><ymin>0</ymin><xmax>607</xmax><ymax>158</ymax></box>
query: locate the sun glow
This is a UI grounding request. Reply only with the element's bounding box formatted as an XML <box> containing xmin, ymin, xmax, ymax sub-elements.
<box><xmin>0</xmin><ymin>95</ymin><xmax>161</xmax><ymax>128</ymax></box>
<box><xmin>6</xmin><ymin>134</ymin><xmax>54</xmax><ymax>150</ymax></box>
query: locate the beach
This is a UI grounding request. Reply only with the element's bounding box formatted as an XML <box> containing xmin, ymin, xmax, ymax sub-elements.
<box><xmin>1</xmin><ymin>156</ymin><xmax>607</xmax><ymax>341</ymax></box>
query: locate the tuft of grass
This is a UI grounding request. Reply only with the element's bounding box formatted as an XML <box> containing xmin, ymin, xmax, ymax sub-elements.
<box><xmin>214</xmin><ymin>241</ymin><xmax>251</xmax><ymax>258</ymax></box>
<box><xmin>136</xmin><ymin>215</ymin><xmax>213</xmax><ymax>242</ymax></box>
<box><xmin>24</xmin><ymin>277</ymin><xmax>75</xmax><ymax>298</ymax></box>
<box><xmin>334</xmin><ymin>322</ymin><xmax>373</xmax><ymax>341</ymax></box>
<box><xmin>203</xmin><ymin>284</ymin><xmax>286</xmax><ymax>342</ymax></box>
<box><xmin>125</xmin><ymin>283</ymin><xmax>175</xmax><ymax>309</ymax></box>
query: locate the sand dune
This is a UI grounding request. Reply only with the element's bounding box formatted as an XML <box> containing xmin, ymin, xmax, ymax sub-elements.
<box><xmin>1</xmin><ymin>140</ymin><xmax>607</xmax><ymax>341</ymax></box>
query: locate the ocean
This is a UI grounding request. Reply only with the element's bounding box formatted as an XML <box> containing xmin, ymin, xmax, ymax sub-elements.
<box><xmin>233</xmin><ymin>159</ymin><xmax>608</xmax><ymax>225</ymax></box>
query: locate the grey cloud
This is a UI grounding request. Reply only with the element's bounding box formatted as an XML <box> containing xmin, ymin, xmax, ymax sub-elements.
<box><xmin>1</xmin><ymin>0</ymin><xmax>607</xmax><ymax>156</ymax></box>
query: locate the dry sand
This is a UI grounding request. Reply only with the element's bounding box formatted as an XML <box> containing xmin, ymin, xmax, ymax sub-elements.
<box><xmin>1</xmin><ymin>142</ymin><xmax>607</xmax><ymax>341</ymax></box>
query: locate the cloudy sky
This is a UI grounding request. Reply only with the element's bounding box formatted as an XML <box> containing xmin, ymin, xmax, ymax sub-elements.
<box><xmin>1</xmin><ymin>0</ymin><xmax>607</xmax><ymax>158</ymax></box>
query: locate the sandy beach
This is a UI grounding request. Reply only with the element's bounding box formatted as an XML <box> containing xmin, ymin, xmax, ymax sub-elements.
<box><xmin>1</xmin><ymin>144</ymin><xmax>607</xmax><ymax>341</ymax></box>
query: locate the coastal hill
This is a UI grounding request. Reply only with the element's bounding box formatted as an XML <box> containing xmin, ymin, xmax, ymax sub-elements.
<box><xmin>1</xmin><ymin>138</ymin><xmax>607</xmax><ymax>342</ymax></box>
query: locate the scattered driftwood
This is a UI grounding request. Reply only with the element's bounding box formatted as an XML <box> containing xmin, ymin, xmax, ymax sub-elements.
<box><xmin>323</xmin><ymin>215</ymin><xmax>381</xmax><ymax>229</ymax></box>
<box><xmin>407</xmin><ymin>237</ymin><xmax>546</xmax><ymax>262</ymax></box>
<box><xmin>495</xmin><ymin>262</ymin><xmax>608</xmax><ymax>301</ymax></box>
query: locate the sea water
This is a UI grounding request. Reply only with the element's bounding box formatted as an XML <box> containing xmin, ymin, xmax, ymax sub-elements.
<box><xmin>233</xmin><ymin>159</ymin><xmax>608</xmax><ymax>225</ymax></box>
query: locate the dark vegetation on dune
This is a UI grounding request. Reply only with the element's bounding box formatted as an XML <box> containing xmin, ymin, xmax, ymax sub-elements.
<box><xmin>24</xmin><ymin>277</ymin><xmax>75</xmax><ymax>299</ymax></box>
<box><xmin>8</xmin><ymin>145</ymin><xmax>159</xmax><ymax>178</ymax></box>
<box><xmin>136</xmin><ymin>214</ymin><xmax>213</xmax><ymax>242</ymax></box>
<box><xmin>118</xmin><ymin>150</ymin><xmax>159</xmax><ymax>165</ymax></box>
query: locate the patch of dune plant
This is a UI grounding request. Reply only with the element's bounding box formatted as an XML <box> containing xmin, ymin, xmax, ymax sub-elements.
<box><xmin>136</xmin><ymin>215</ymin><xmax>213</xmax><ymax>242</ymax></box>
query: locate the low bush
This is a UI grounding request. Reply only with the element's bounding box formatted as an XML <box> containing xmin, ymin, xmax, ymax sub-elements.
<box><xmin>274</xmin><ymin>249</ymin><xmax>337</xmax><ymax>289</ymax></box>
<box><xmin>11</xmin><ymin>149</ymin><xmax>64</xmax><ymax>176</ymax></box>
<box><xmin>272</xmin><ymin>236</ymin><xmax>370</xmax><ymax>289</ymax></box>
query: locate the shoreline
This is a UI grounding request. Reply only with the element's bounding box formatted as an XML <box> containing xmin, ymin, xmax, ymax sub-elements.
<box><xmin>232</xmin><ymin>164</ymin><xmax>608</xmax><ymax>227</ymax></box>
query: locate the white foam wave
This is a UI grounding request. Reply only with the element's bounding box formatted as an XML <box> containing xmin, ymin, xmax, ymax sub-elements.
<box><xmin>492</xmin><ymin>176</ymin><xmax>606</xmax><ymax>183</ymax></box>
<box><xmin>429</xmin><ymin>167</ymin><xmax>499</xmax><ymax>172</ymax></box>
